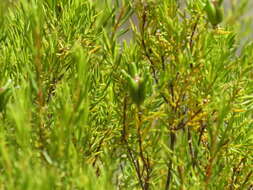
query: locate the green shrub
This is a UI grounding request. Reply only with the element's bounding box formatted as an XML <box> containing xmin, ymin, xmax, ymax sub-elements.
<box><xmin>0</xmin><ymin>0</ymin><xmax>252</xmax><ymax>189</ymax></box>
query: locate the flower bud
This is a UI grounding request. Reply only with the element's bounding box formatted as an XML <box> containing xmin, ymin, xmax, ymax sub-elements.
<box><xmin>122</xmin><ymin>63</ymin><xmax>148</xmax><ymax>106</ymax></box>
<box><xmin>205</xmin><ymin>0</ymin><xmax>223</xmax><ymax>27</ymax></box>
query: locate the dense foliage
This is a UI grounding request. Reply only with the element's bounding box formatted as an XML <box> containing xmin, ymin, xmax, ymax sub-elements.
<box><xmin>0</xmin><ymin>0</ymin><xmax>252</xmax><ymax>189</ymax></box>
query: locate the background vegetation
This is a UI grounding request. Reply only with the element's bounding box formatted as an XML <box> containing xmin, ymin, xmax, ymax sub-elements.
<box><xmin>0</xmin><ymin>0</ymin><xmax>252</xmax><ymax>189</ymax></box>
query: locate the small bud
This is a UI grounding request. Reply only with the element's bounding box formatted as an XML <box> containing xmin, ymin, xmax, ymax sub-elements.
<box><xmin>122</xmin><ymin>63</ymin><xmax>149</xmax><ymax>106</ymax></box>
<box><xmin>205</xmin><ymin>0</ymin><xmax>224</xmax><ymax>27</ymax></box>
<box><xmin>137</xmin><ymin>74</ymin><xmax>148</xmax><ymax>106</ymax></box>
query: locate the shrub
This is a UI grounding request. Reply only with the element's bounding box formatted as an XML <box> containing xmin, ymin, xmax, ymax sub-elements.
<box><xmin>0</xmin><ymin>0</ymin><xmax>252</xmax><ymax>189</ymax></box>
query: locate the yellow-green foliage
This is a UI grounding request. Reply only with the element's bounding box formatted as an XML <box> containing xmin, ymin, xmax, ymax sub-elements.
<box><xmin>0</xmin><ymin>0</ymin><xmax>252</xmax><ymax>189</ymax></box>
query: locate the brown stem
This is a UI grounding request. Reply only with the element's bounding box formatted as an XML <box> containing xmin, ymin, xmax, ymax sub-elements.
<box><xmin>122</xmin><ymin>97</ymin><xmax>145</xmax><ymax>189</ymax></box>
<box><xmin>241</xmin><ymin>171</ymin><xmax>252</xmax><ymax>189</ymax></box>
<box><xmin>137</xmin><ymin>107</ymin><xmax>150</xmax><ymax>190</ymax></box>
<box><xmin>165</xmin><ymin>131</ymin><xmax>176</xmax><ymax>190</ymax></box>
<box><xmin>189</xmin><ymin>15</ymin><xmax>200</xmax><ymax>52</ymax></box>
<box><xmin>139</xmin><ymin>7</ymin><xmax>168</xmax><ymax>104</ymax></box>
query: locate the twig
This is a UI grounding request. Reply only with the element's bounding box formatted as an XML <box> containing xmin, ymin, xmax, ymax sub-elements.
<box><xmin>165</xmin><ymin>131</ymin><xmax>176</xmax><ymax>190</ymax></box>
<box><xmin>122</xmin><ymin>97</ymin><xmax>145</xmax><ymax>189</ymax></box>
<box><xmin>189</xmin><ymin>15</ymin><xmax>200</xmax><ymax>52</ymax></box>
